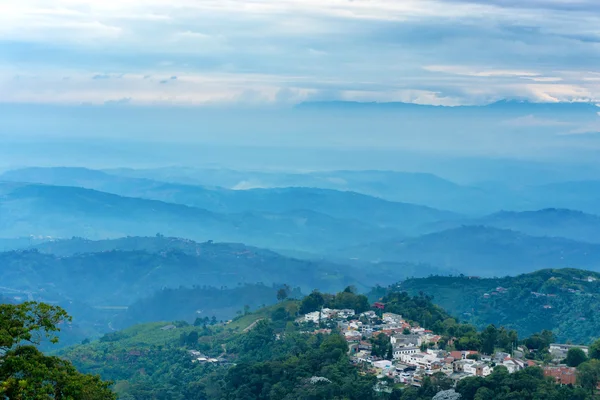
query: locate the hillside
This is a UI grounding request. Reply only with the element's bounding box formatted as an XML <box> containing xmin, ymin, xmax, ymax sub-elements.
<box><xmin>0</xmin><ymin>237</ymin><xmax>444</xmax><ymax>346</ymax></box>
<box><xmin>27</xmin><ymin>236</ymin><xmax>448</xmax><ymax>289</ymax></box>
<box><xmin>0</xmin><ymin>167</ymin><xmax>458</xmax><ymax>231</ymax></box>
<box><xmin>424</xmin><ymin>208</ymin><xmax>600</xmax><ymax>244</ymax></box>
<box><xmin>102</xmin><ymin>166</ymin><xmax>493</xmax><ymax>214</ymax></box>
<box><xmin>0</xmin><ymin>245</ymin><xmax>359</xmax><ymax>306</ymax></box>
<box><xmin>398</xmin><ymin>268</ymin><xmax>600</xmax><ymax>343</ymax></box>
<box><xmin>116</xmin><ymin>284</ymin><xmax>299</xmax><ymax>329</ymax></box>
<box><xmin>0</xmin><ymin>182</ymin><xmax>401</xmax><ymax>252</ymax></box>
<box><xmin>0</xmin><ymin>243</ymin><xmax>363</xmax><ymax>347</ymax></box>
<box><xmin>340</xmin><ymin>226</ymin><xmax>600</xmax><ymax>276</ymax></box>
<box><xmin>59</xmin><ymin>299</ymin><xmax>377</xmax><ymax>400</ymax></box>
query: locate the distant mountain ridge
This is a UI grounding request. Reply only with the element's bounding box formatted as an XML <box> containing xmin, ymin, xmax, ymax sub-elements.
<box><xmin>340</xmin><ymin>225</ymin><xmax>600</xmax><ymax>276</ymax></box>
<box><xmin>14</xmin><ymin>165</ymin><xmax>600</xmax><ymax>216</ymax></box>
<box><xmin>0</xmin><ymin>167</ymin><xmax>459</xmax><ymax>231</ymax></box>
<box><xmin>424</xmin><ymin>208</ymin><xmax>600</xmax><ymax>243</ymax></box>
<box><xmin>0</xmin><ymin>181</ymin><xmax>404</xmax><ymax>251</ymax></box>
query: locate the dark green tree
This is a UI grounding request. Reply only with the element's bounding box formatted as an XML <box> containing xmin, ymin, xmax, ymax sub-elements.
<box><xmin>578</xmin><ymin>359</ymin><xmax>600</xmax><ymax>394</ymax></box>
<box><xmin>0</xmin><ymin>302</ymin><xmax>115</xmax><ymax>399</ymax></box>
<box><xmin>589</xmin><ymin>338</ymin><xmax>600</xmax><ymax>360</ymax></box>
<box><xmin>567</xmin><ymin>347</ymin><xmax>588</xmax><ymax>367</ymax></box>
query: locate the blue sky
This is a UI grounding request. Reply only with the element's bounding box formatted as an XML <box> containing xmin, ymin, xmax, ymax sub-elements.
<box><xmin>2</xmin><ymin>0</ymin><xmax>600</xmax><ymax>106</ymax></box>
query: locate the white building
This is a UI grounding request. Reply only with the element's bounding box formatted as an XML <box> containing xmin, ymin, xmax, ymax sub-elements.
<box><xmin>393</xmin><ymin>346</ymin><xmax>419</xmax><ymax>360</ymax></box>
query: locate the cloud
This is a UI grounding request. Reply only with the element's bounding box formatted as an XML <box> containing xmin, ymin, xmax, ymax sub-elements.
<box><xmin>503</xmin><ymin>114</ymin><xmax>572</xmax><ymax>127</ymax></box>
<box><xmin>1</xmin><ymin>0</ymin><xmax>600</xmax><ymax>105</ymax></box>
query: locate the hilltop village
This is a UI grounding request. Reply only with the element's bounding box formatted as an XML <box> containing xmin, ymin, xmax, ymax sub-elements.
<box><xmin>293</xmin><ymin>305</ymin><xmax>586</xmax><ymax>389</ymax></box>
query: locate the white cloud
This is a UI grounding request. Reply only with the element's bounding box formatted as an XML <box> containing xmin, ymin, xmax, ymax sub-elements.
<box><xmin>424</xmin><ymin>65</ymin><xmax>541</xmax><ymax>78</ymax></box>
<box><xmin>1</xmin><ymin>0</ymin><xmax>600</xmax><ymax>105</ymax></box>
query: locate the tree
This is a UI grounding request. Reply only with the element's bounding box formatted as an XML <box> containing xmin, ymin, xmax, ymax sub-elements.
<box><xmin>480</xmin><ymin>324</ymin><xmax>498</xmax><ymax>355</ymax></box>
<box><xmin>371</xmin><ymin>333</ymin><xmax>391</xmax><ymax>358</ymax></box>
<box><xmin>299</xmin><ymin>291</ymin><xmax>325</xmax><ymax>314</ymax></box>
<box><xmin>0</xmin><ymin>302</ymin><xmax>115</xmax><ymax>399</ymax></box>
<box><xmin>386</xmin><ymin>345</ymin><xmax>394</xmax><ymax>361</ymax></box>
<box><xmin>276</xmin><ymin>288</ymin><xmax>288</xmax><ymax>302</ymax></box>
<box><xmin>577</xmin><ymin>359</ymin><xmax>600</xmax><ymax>394</ymax></box>
<box><xmin>567</xmin><ymin>347</ymin><xmax>588</xmax><ymax>367</ymax></box>
<box><xmin>589</xmin><ymin>338</ymin><xmax>600</xmax><ymax>360</ymax></box>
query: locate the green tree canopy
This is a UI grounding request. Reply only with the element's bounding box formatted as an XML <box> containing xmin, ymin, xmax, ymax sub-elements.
<box><xmin>589</xmin><ymin>338</ymin><xmax>600</xmax><ymax>360</ymax></box>
<box><xmin>0</xmin><ymin>302</ymin><xmax>115</xmax><ymax>399</ymax></box>
<box><xmin>578</xmin><ymin>359</ymin><xmax>600</xmax><ymax>394</ymax></box>
<box><xmin>567</xmin><ymin>347</ymin><xmax>588</xmax><ymax>367</ymax></box>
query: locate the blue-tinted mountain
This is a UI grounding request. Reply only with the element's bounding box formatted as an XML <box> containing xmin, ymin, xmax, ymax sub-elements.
<box><xmin>0</xmin><ymin>167</ymin><xmax>458</xmax><ymax>230</ymax></box>
<box><xmin>423</xmin><ymin>208</ymin><xmax>600</xmax><ymax>243</ymax></box>
<box><xmin>0</xmin><ymin>181</ymin><xmax>401</xmax><ymax>251</ymax></box>
<box><xmin>340</xmin><ymin>226</ymin><xmax>600</xmax><ymax>276</ymax></box>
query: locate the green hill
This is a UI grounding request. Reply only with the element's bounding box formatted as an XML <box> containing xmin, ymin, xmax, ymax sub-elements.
<box><xmin>59</xmin><ymin>299</ymin><xmax>377</xmax><ymax>400</ymax></box>
<box><xmin>398</xmin><ymin>268</ymin><xmax>600</xmax><ymax>343</ymax></box>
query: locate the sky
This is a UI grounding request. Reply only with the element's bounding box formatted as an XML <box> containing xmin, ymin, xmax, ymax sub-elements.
<box><xmin>2</xmin><ymin>0</ymin><xmax>600</xmax><ymax>106</ymax></box>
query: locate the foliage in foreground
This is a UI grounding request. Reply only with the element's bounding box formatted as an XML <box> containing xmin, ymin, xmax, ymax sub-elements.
<box><xmin>0</xmin><ymin>302</ymin><xmax>115</xmax><ymax>399</ymax></box>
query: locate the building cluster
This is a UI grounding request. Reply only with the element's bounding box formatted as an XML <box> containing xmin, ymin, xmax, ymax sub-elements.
<box><xmin>294</xmin><ymin>307</ymin><xmax>561</xmax><ymax>386</ymax></box>
<box><xmin>188</xmin><ymin>350</ymin><xmax>222</xmax><ymax>364</ymax></box>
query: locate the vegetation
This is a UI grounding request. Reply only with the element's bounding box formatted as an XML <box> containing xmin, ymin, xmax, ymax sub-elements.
<box><xmin>61</xmin><ymin>299</ymin><xmax>379</xmax><ymax>400</ymax></box>
<box><xmin>299</xmin><ymin>287</ymin><xmax>370</xmax><ymax>314</ymax></box>
<box><xmin>54</xmin><ymin>287</ymin><xmax>600</xmax><ymax>399</ymax></box>
<box><xmin>453</xmin><ymin>366</ymin><xmax>590</xmax><ymax>400</ymax></box>
<box><xmin>397</xmin><ymin>268</ymin><xmax>600</xmax><ymax>343</ymax></box>
<box><xmin>119</xmin><ymin>283</ymin><xmax>302</xmax><ymax>328</ymax></box>
<box><xmin>0</xmin><ymin>302</ymin><xmax>115</xmax><ymax>399</ymax></box>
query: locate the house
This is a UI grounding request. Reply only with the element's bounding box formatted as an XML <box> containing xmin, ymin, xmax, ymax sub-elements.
<box><xmin>303</xmin><ymin>311</ymin><xmax>321</xmax><ymax>323</ymax></box>
<box><xmin>373</xmin><ymin>302</ymin><xmax>385</xmax><ymax>310</ymax></box>
<box><xmin>344</xmin><ymin>330</ymin><xmax>362</xmax><ymax>341</ymax></box>
<box><xmin>391</xmin><ymin>334</ymin><xmax>422</xmax><ymax>347</ymax></box>
<box><xmin>503</xmin><ymin>358</ymin><xmax>526</xmax><ymax>373</ymax></box>
<box><xmin>451</xmin><ymin>350</ymin><xmax>478</xmax><ymax>361</ymax></box>
<box><xmin>458</xmin><ymin>360</ymin><xmax>491</xmax><ymax>377</ymax></box>
<box><xmin>544</xmin><ymin>366</ymin><xmax>577</xmax><ymax>385</ymax></box>
<box><xmin>160</xmin><ymin>324</ymin><xmax>176</xmax><ymax>331</ymax></box>
<box><xmin>382</xmin><ymin>313</ymin><xmax>403</xmax><ymax>323</ymax></box>
<box><xmin>393</xmin><ymin>346</ymin><xmax>419</xmax><ymax>360</ymax></box>
<box><xmin>549</xmin><ymin>344</ymin><xmax>589</xmax><ymax>360</ymax></box>
<box><xmin>492</xmin><ymin>352</ymin><xmax>510</xmax><ymax>363</ymax></box>
<box><xmin>337</xmin><ymin>309</ymin><xmax>356</xmax><ymax>319</ymax></box>
<box><xmin>373</xmin><ymin>360</ymin><xmax>393</xmax><ymax>370</ymax></box>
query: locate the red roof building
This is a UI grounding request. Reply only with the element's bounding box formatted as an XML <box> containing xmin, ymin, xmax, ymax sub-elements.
<box><xmin>544</xmin><ymin>367</ymin><xmax>577</xmax><ymax>386</ymax></box>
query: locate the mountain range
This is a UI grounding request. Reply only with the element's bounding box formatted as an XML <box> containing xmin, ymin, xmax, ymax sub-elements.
<box><xmin>8</xmin><ymin>165</ymin><xmax>600</xmax><ymax>216</ymax></box>
<box><xmin>340</xmin><ymin>226</ymin><xmax>600</xmax><ymax>276</ymax></box>
<box><xmin>422</xmin><ymin>208</ymin><xmax>600</xmax><ymax>244</ymax></box>
<box><xmin>0</xmin><ymin>181</ymin><xmax>406</xmax><ymax>252</ymax></box>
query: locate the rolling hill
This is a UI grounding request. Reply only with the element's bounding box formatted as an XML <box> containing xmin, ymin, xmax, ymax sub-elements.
<box><xmin>0</xmin><ymin>181</ymin><xmax>402</xmax><ymax>251</ymax></box>
<box><xmin>0</xmin><ymin>245</ymin><xmax>358</xmax><ymax>306</ymax></box>
<box><xmin>0</xmin><ymin>167</ymin><xmax>459</xmax><ymax>231</ymax></box>
<box><xmin>423</xmin><ymin>208</ymin><xmax>600</xmax><ymax>244</ymax></box>
<box><xmin>397</xmin><ymin>268</ymin><xmax>600</xmax><ymax>343</ymax></box>
<box><xmin>340</xmin><ymin>226</ymin><xmax>600</xmax><ymax>276</ymax></box>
